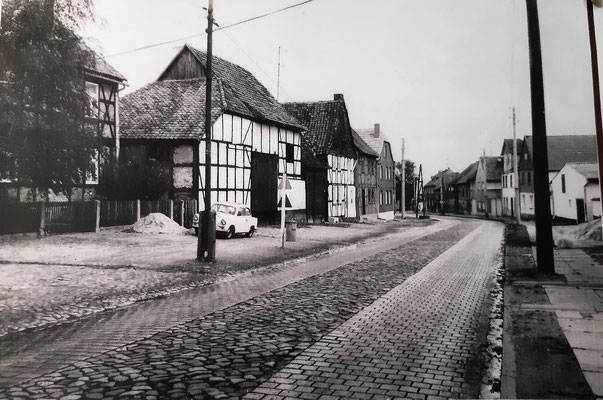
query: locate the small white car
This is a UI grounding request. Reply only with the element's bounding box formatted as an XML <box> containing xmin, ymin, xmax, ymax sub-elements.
<box><xmin>193</xmin><ymin>202</ymin><xmax>257</xmax><ymax>239</ymax></box>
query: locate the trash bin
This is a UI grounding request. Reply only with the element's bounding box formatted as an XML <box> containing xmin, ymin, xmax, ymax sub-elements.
<box><xmin>285</xmin><ymin>220</ymin><xmax>297</xmax><ymax>242</ymax></box>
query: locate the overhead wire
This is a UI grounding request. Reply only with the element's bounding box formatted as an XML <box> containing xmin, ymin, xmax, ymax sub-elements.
<box><xmin>106</xmin><ymin>0</ymin><xmax>315</xmax><ymax>58</ymax></box>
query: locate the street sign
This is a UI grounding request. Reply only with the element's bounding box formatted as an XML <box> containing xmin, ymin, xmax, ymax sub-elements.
<box><xmin>278</xmin><ymin>176</ymin><xmax>292</xmax><ymax>190</ymax></box>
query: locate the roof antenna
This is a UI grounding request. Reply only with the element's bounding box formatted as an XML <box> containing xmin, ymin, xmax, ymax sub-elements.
<box><xmin>277</xmin><ymin>46</ymin><xmax>281</xmax><ymax>101</ymax></box>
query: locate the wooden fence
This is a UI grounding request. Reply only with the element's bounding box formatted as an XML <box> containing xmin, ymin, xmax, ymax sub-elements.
<box><xmin>0</xmin><ymin>199</ymin><xmax>198</xmax><ymax>235</ymax></box>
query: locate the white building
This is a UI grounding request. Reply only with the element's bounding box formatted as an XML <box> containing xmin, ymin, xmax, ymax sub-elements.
<box><xmin>551</xmin><ymin>163</ymin><xmax>601</xmax><ymax>223</ymax></box>
<box><xmin>500</xmin><ymin>138</ymin><xmax>522</xmax><ymax>218</ymax></box>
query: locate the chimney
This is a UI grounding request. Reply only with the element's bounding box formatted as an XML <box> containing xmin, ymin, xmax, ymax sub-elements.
<box><xmin>373</xmin><ymin>123</ymin><xmax>380</xmax><ymax>138</ymax></box>
<box><xmin>333</xmin><ymin>93</ymin><xmax>344</xmax><ymax>101</ymax></box>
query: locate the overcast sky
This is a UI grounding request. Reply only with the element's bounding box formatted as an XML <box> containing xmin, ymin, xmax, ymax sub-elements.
<box><xmin>84</xmin><ymin>0</ymin><xmax>603</xmax><ymax>180</ymax></box>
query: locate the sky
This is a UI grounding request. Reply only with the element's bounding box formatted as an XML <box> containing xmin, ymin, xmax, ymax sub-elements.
<box><xmin>82</xmin><ymin>0</ymin><xmax>603</xmax><ymax>180</ymax></box>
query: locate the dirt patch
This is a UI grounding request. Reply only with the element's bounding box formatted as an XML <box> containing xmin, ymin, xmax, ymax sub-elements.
<box><xmin>554</xmin><ymin>220</ymin><xmax>602</xmax><ymax>248</ymax></box>
<box><xmin>129</xmin><ymin>213</ymin><xmax>190</xmax><ymax>235</ymax></box>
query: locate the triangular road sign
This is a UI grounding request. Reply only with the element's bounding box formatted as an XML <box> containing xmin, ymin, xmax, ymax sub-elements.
<box><xmin>277</xmin><ymin>194</ymin><xmax>292</xmax><ymax>208</ymax></box>
<box><xmin>278</xmin><ymin>176</ymin><xmax>292</xmax><ymax>190</ymax></box>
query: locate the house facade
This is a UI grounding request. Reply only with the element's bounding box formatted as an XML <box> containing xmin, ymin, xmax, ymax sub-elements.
<box><xmin>356</xmin><ymin>124</ymin><xmax>396</xmax><ymax>220</ymax></box>
<box><xmin>518</xmin><ymin>135</ymin><xmax>598</xmax><ymax>219</ymax></box>
<box><xmin>119</xmin><ymin>44</ymin><xmax>306</xmax><ymax>224</ymax></box>
<box><xmin>283</xmin><ymin>95</ymin><xmax>358</xmax><ymax>221</ymax></box>
<box><xmin>451</xmin><ymin>162</ymin><xmax>478</xmax><ymax>215</ymax></box>
<box><xmin>423</xmin><ymin>168</ymin><xmax>457</xmax><ymax>213</ymax></box>
<box><xmin>351</xmin><ymin>129</ymin><xmax>379</xmax><ymax>218</ymax></box>
<box><xmin>475</xmin><ymin>156</ymin><xmax>503</xmax><ymax>217</ymax></box>
<box><xmin>500</xmin><ymin>138</ymin><xmax>522</xmax><ymax>218</ymax></box>
<box><xmin>0</xmin><ymin>53</ymin><xmax>126</xmax><ymax>202</ymax></box>
<box><xmin>551</xmin><ymin>163</ymin><xmax>601</xmax><ymax>223</ymax></box>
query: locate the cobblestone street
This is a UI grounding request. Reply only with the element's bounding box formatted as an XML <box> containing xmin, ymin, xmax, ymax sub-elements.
<box><xmin>0</xmin><ymin>218</ymin><xmax>504</xmax><ymax>399</ymax></box>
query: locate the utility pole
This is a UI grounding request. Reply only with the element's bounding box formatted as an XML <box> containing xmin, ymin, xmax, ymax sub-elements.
<box><xmin>586</xmin><ymin>0</ymin><xmax>603</xmax><ymax>232</ymax></box>
<box><xmin>197</xmin><ymin>0</ymin><xmax>216</xmax><ymax>262</ymax></box>
<box><xmin>526</xmin><ymin>0</ymin><xmax>554</xmax><ymax>274</ymax></box>
<box><xmin>512</xmin><ymin>107</ymin><xmax>521</xmax><ymax>224</ymax></box>
<box><xmin>439</xmin><ymin>170</ymin><xmax>444</xmax><ymax>215</ymax></box>
<box><xmin>400</xmin><ymin>139</ymin><xmax>405</xmax><ymax>219</ymax></box>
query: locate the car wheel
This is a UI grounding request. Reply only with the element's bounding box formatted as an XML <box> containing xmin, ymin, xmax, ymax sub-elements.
<box><xmin>194</xmin><ymin>227</ymin><xmax>199</xmax><ymax>236</ymax></box>
<box><xmin>226</xmin><ymin>226</ymin><xmax>235</xmax><ymax>239</ymax></box>
<box><xmin>246</xmin><ymin>226</ymin><xmax>255</xmax><ymax>238</ymax></box>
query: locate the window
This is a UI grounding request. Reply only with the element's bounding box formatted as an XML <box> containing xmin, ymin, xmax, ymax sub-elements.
<box><xmin>379</xmin><ymin>166</ymin><xmax>383</xmax><ymax>179</ymax></box>
<box><xmin>569</xmin><ymin>199</ymin><xmax>572</xmax><ymax>207</ymax></box>
<box><xmin>561</xmin><ymin>174</ymin><xmax>566</xmax><ymax>193</ymax></box>
<box><xmin>524</xmin><ymin>153</ymin><xmax>528</xmax><ymax>160</ymax></box>
<box><xmin>510</xmin><ymin>175</ymin><xmax>513</xmax><ymax>188</ymax></box>
<box><xmin>529</xmin><ymin>195</ymin><xmax>534</xmax><ymax>209</ymax></box>
<box><xmin>380</xmin><ymin>190</ymin><xmax>384</xmax><ymax>205</ymax></box>
<box><xmin>86</xmin><ymin>81</ymin><xmax>99</xmax><ymax>118</ymax></box>
<box><xmin>286</xmin><ymin>143</ymin><xmax>294</xmax><ymax>164</ymax></box>
<box><xmin>528</xmin><ymin>171</ymin><xmax>531</xmax><ymax>184</ymax></box>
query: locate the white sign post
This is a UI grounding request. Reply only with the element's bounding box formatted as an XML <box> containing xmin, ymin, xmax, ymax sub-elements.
<box><xmin>279</xmin><ymin>172</ymin><xmax>291</xmax><ymax>248</ymax></box>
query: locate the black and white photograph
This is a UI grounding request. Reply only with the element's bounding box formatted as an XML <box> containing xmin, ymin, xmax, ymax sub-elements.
<box><xmin>1</xmin><ymin>0</ymin><xmax>603</xmax><ymax>398</ymax></box>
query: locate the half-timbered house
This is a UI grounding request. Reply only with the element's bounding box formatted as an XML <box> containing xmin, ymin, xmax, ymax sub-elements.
<box><xmin>351</xmin><ymin>129</ymin><xmax>379</xmax><ymax>218</ymax></box>
<box><xmin>119</xmin><ymin>44</ymin><xmax>306</xmax><ymax>223</ymax></box>
<box><xmin>0</xmin><ymin>52</ymin><xmax>126</xmax><ymax>202</ymax></box>
<box><xmin>284</xmin><ymin>94</ymin><xmax>358</xmax><ymax>221</ymax></box>
<box><xmin>355</xmin><ymin>124</ymin><xmax>396</xmax><ymax>220</ymax></box>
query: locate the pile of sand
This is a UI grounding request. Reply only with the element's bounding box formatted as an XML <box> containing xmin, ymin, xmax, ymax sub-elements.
<box><xmin>129</xmin><ymin>213</ymin><xmax>190</xmax><ymax>235</ymax></box>
<box><xmin>554</xmin><ymin>219</ymin><xmax>602</xmax><ymax>248</ymax></box>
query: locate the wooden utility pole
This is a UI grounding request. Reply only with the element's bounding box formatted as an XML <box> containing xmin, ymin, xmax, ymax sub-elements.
<box><xmin>587</xmin><ymin>0</ymin><xmax>603</xmax><ymax>232</ymax></box>
<box><xmin>277</xmin><ymin>46</ymin><xmax>281</xmax><ymax>101</ymax></box>
<box><xmin>197</xmin><ymin>0</ymin><xmax>216</xmax><ymax>262</ymax></box>
<box><xmin>512</xmin><ymin>107</ymin><xmax>521</xmax><ymax>224</ymax></box>
<box><xmin>526</xmin><ymin>0</ymin><xmax>554</xmax><ymax>274</ymax></box>
<box><xmin>401</xmin><ymin>139</ymin><xmax>405</xmax><ymax>218</ymax></box>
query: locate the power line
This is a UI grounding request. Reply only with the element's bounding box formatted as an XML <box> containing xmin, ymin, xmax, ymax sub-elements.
<box><xmin>106</xmin><ymin>0</ymin><xmax>315</xmax><ymax>58</ymax></box>
<box><xmin>214</xmin><ymin>0</ymin><xmax>314</xmax><ymax>32</ymax></box>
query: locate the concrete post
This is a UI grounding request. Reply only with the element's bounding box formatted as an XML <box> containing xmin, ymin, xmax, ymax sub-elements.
<box><xmin>38</xmin><ymin>201</ymin><xmax>46</xmax><ymax>237</ymax></box>
<box><xmin>135</xmin><ymin>199</ymin><xmax>141</xmax><ymax>221</ymax></box>
<box><xmin>94</xmin><ymin>200</ymin><xmax>101</xmax><ymax>233</ymax></box>
<box><xmin>180</xmin><ymin>201</ymin><xmax>185</xmax><ymax>226</ymax></box>
<box><xmin>168</xmin><ymin>199</ymin><xmax>174</xmax><ymax>220</ymax></box>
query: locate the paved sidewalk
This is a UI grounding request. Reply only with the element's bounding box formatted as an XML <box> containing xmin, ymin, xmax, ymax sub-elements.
<box><xmin>548</xmin><ymin>249</ymin><xmax>603</xmax><ymax>397</ymax></box>
<box><xmin>247</xmin><ymin>221</ymin><xmax>504</xmax><ymax>399</ymax></box>
<box><xmin>0</xmin><ymin>218</ymin><xmax>457</xmax><ymax>391</ymax></box>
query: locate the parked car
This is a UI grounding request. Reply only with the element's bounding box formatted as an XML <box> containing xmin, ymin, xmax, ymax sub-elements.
<box><xmin>192</xmin><ymin>202</ymin><xmax>257</xmax><ymax>239</ymax></box>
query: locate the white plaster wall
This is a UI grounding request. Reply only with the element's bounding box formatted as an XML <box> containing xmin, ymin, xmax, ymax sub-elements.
<box><xmin>550</xmin><ymin>166</ymin><xmax>586</xmax><ymax>220</ymax></box>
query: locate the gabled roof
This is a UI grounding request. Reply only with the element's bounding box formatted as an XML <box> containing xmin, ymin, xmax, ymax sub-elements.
<box><xmin>500</xmin><ymin>138</ymin><xmax>523</xmax><ymax>156</ymax></box>
<box><xmin>283</xmin><ymin>96</ymin><xmax>357</xmax><ymax>159</ymax></box>
<box><xmin>453</xmin><ymin>162</ymin><xmax>479</xmax><ymax>185</ymax></box>
<box><xmin>480</xmin><ymin>156</ymin><xmax>504</xmax><ymax>181</ymax></box>
<box><xmin>301</xmin><ymin>139</ymin><xmax>329</xmax><ymax>170</ymax></box>
<box><xmin>523</xmin><ymin>135</ymin><xmax>598</xmax><ymax>171</ymax></box>
<box><xmin>355</xmin><ymin>126</ymin><xmax>387</xmax><ymax>155</ymax></box>
<box><xmin>566</xmin><ymin>162</ymin><xmax>599</xmax><ymax>181</ymax></box>
<box><xmin>424</xmin><ymin>168</ymin><xmax>457</xmax><ymax>189</ymax></box>
<box><xmin>86</xmin><ymin>54</ymin><xmax>126</xmax><ymax>82</ymax></box>
<box><xmin>351</xmin><ymin>129</ymin><xmax>379</xmax><ymax>158</ymax></box>
<box><xmin>120</xmin><ymin>45</ymin><xmax>304</xmax><ymax>140</ymax></box>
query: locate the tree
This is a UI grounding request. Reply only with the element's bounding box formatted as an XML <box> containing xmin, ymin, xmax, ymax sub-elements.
<box><xmin>0</xmin><ymin>0</ymin><xmax>97</xmax><ymax>200</ymax></box>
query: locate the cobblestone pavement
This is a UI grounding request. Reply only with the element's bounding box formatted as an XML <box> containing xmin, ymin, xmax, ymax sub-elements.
<box><xmin>0</xmin><ymin>218</ymin><xmax>457</xmax><ymax>391</ymax></box>
<box><xmin>0</xmin><ymin>219</ymin><xmax>434</xmax><ymax>337</ymax></box>
<box><xmin>248</xmin><ymin>221</ymin><xmax>503</xmax><ymax>399</ymax></box>
<box><xmin>0</xmin><ymin>219</ymin><xmax>489</xmax><ymax>399</ymax></box>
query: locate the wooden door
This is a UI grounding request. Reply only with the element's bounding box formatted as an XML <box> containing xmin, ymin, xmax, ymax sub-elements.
<box><xmin>576</xmin><ymin>198</ymin><xmax>586</xmax><ymax>223</ymax></box>
<box><xmin>251</xmin><ymin>151</ymin><xmax>278</xmax><ymax>224</ymax></box>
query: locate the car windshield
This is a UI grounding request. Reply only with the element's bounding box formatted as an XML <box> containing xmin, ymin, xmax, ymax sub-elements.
<box><xmin>211</xmin><ymin>204</ymin><xmax>236</xmax><ymax>215</ymax></box>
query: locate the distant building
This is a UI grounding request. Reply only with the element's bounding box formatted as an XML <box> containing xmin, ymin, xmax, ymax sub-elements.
<box><xmin>351</xmin><ymin>129</ymin><xmax>379</xmax><ymax>218</ymax></box>
<box><xmin>551</xmin><ymin>162</ymin><xmax>601</xmax><ymax>223</ymax></box>
<box><xmin>355</xmin><ymin>124</ymin><xmax>396</xmax><ymax>220</ymax></box>
<box><xmin>475</xmin><ymin>156</ymin><xmax>503</xmax><ymax>217</ymax></box>
<box><xmin>424</xmin><ymin>168</ymin><xmax>457</xmax><ymax>213</ymax></box>
<box><xmin>518</xmin><ymin>135</ymin><xmax>598</xmax><ymax>219</ymax></box>
<box><xmin>500</xmin><ymin>138</ymin><xmax>522</xmax><ymax>218</ymax></box>
<box><xmin>451</xmin><ymin>162</ymin><xmax>478</xmax><ymax>215</ymax></box>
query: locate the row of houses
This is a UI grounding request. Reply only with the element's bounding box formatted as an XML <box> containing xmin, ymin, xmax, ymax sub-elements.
<box><xmin>424</xmin><ymin>134</ymin><xmax>600</xmax><ymax>224</ymax></box>
<box><xmin>1</xmin><ymin>44</ymin><xmax>398</xmax><ymax>224</ymax></box>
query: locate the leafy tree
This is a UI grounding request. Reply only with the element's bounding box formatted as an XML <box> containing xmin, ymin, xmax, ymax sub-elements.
<box><xmin>395</xmin><ymin>160</ymin><xmax>416</xmax><ymax>210</ymax></box>
<box><xmin>0</xmin><ymin>0</ymin><xmax>98</xmax><ymax>200</ymax></box>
